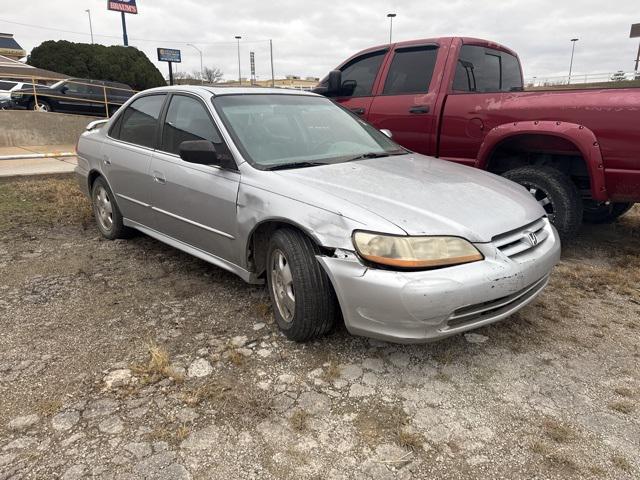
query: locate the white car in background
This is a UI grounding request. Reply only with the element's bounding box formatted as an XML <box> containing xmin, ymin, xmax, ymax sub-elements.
<box><xmin>0</xmin><ymin>80</ymin><xmax>36</xmax><ymax>109</ymax></box>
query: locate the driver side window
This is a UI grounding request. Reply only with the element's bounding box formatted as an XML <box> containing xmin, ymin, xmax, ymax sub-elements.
<box><xmin>339</xmin><ymin>51</ymin><xmax>386</xmax><ymax>97</ymax></box>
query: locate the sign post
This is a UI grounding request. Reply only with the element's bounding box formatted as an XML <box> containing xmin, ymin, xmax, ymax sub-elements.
<box><xmin>250</xmin><ymin>51</ymin><xmax>256</xmax><ymax>85</ymax></box>
<box><xmin>108</xmin><ymin>0</ymin><xmax>138</xmax><ymax>46</ymax></box>
<box><xmin>157</xmin><ymin>48</ymin><xmax>182</xmax><ymax>86</ymax></box>
<box><xmin>631</xmin><ymin>23</ymin><xmax>640</xmax><ymax>72</ymax></box>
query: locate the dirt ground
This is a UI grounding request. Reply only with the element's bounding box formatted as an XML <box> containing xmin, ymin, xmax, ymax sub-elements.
<box><xmin>0</xmin><ymin>175</ymin><xmax>638</xmax><ymax>480</ymax></box>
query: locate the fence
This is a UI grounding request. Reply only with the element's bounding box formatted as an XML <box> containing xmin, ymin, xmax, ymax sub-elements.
<box><xmin>525</xmin><ymin>71</ymin><xmax>640</xmax><ymax>88</ymax></box>
<box><xmin>0</xmin><ymin>74</ymin><xmax>136</xmax><ymax>118</ymax></box>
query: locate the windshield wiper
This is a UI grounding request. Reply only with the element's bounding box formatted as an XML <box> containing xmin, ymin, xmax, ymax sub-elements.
<box><xmin>344</xmin><ymin>150</ymin><xmax>406</xmax><ymax>162</ymax></box>
<box><xmin>266</xmin><ymin>161</ymin><xmax>330</xmax><ymax>171</ymax></box>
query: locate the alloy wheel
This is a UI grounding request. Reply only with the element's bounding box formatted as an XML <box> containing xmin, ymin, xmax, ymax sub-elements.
<box><xmin>95</xmin><ymin>186</ymin><xmax>114</xmax><ymax>232</ymax></box>
<box><xmin>270</xmin><ymin>249</ymin><xmax>295</xmax><ymax>322</ymax></box>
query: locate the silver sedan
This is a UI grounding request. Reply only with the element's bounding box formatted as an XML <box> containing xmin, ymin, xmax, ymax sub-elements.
<box><xmin>76</xmin><ymin>86</ymin><xmax>560</xmax><ymax>343</ymax></box>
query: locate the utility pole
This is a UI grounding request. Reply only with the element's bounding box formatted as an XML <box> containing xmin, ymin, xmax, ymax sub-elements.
<box><xmin>270</xmin><ymin>39</ymin><xmax>275</xmax><ymax>87</ymax></box>
<box><xmin>568</xmin><ymin>38</ymin><xmax>579</xmax><ymax>84</ymax></box>
<box><xmin>187</xmin><ymin>43</ymin><xmax>204</xmax><ymax>84</ymax></box>
<box><xmin>387</xmin><ymin>13</ymin><xmax>396</xmax><ymax>44</ymax></box>
<box><xmin>235</xmin><ymin>36</ymin><xmax>242</xmax><ymax>85</ymax></box>
<box><xmin>85</xmin><ymin>9</ymin><xmax>94</xmax><ymax>44</ymax></box>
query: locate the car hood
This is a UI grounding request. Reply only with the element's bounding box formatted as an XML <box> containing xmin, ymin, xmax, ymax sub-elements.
<box><xmin>276</xmin><ymin>154</ymin><xmax>545</xmax><ymax>243</ymax></box>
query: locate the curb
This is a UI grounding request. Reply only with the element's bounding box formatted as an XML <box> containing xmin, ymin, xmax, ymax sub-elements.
<box><xmin>0</xmin><ymin>152</ymin><xmax>76</xmax><ymax>161</ymax></box>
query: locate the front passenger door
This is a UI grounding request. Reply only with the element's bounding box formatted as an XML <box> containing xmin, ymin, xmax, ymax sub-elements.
<box><xmin>150</xmin><ymin>93</ymin><xmax>241</xmax><ymax>264</ymax></box>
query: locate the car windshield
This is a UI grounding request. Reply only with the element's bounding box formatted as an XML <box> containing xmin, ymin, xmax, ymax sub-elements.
<box><xmin>213</xmin><ymin>94</ymin><xmax>405</xmax><ymax>169</ymax></box>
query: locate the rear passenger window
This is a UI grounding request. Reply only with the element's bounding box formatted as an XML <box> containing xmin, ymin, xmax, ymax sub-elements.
<box><xmin>112</xmin><ymin>94</ymin><xmax>165</xmax><ymax>148</ymax></box>
<box><xmin>382</xmin><ymin>46</ymin><xmax>438</xmax><ymax>95</ymax></box>
<box><xmin>161</xmin><ymin>95</ymin><xmax>222</xmax><ymax>155</ymax></box>
<box><xmin>453</xmin><ymin>45</ymin><xmax>523</xmax><ymax>93</ymax></box>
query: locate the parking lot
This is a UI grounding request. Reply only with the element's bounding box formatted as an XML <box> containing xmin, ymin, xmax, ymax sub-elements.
<box><xmin>0</xmin><ymin>175</ymin><xmax>637</xmax><ymax>479</ymax></box>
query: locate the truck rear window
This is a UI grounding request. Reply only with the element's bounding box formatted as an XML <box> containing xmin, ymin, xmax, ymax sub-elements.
<box><xmin>453</xmin><ymin>45</ymin><xmax>523</xmax><ymax>93</ymax></box>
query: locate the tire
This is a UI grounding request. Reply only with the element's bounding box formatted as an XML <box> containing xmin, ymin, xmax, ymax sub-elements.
<box><xmin>266</xmin><ymin>228</ymin><xmax>339</xmax><ymax>342</ymax></box>
<box><xmin>29</xmin><ymin>98</ymin><xmax>52</xmax><ymax>112</ymax></box>
<box><xmin>583</xmin><ymin>201</ymin><xmax>634</xmax><ymax>224</ymax></box>
<box><xmin>503</xmin><ymin>166</ymin><xmax>582</xmax><ymax>240</ymax></box>
<box><xmin>91</xmin><ymin>176</ymin><xmax>132</xmax><ymax>240</ymax></box>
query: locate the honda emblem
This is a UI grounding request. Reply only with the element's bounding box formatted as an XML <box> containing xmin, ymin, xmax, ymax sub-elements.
<box><xmin>525</xmin><ymin>232</ymin><xmax>539</xmax><ymax>246</ymax></box>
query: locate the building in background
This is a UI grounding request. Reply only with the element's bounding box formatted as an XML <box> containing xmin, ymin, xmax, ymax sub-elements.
<box><xmin>0</xmin><ymin>33</ymin><xmax>26</xmax><ymax>61</ymax></box>
<box><xmin>220</xmin><ymin>75</ymin><xmax>320</xmax><ymax>90</ymax></box>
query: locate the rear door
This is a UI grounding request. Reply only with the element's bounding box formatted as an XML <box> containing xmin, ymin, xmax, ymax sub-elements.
<box><xmin>367</xmin><ymin>45</ymin><xmax>441</xmax><ymax>155</ymax></box>
<box><xmin>149</xmin><ymin>93</ymin><xmax>241</xmax><ymax>264</ymax></box>
<box><xmin>438</xmin><ymin>45</ymin><xmax>523</xmax><ymax>166</ymax></box>
<box><xmin>331</xmin><ymin>50</ymin><xmax>387</xmax><ymax>119</ymax></box>
<box><xmin>102</xmin><ymin>94</ymin><xmax>166</xmax><ymax>224</ymax></box>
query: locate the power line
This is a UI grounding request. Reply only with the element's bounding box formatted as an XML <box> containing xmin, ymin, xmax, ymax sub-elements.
<box><xmin>0</xmin><ymin>17</ymin><xmax>271</xmax><ymax>46</ymax></box>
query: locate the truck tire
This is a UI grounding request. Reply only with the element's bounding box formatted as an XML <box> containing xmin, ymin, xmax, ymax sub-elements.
<box><xmin>583</xmin><ymin>202</ymin><xmax>634</xmax><ymax>224</ymax></box>
<box><xmin>503</xmin><ymin>166</ymin><xmax>582</xmax><ymax>240</ymax></box>
<box><xmin>266</xmin><ymin>228</ymin><xmax>339</xmax><ymax>342</ymax></box>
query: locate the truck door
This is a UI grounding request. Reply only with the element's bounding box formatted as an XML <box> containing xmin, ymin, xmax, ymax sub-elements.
<box><xmin>331</xmin><ymin>50</ymin><xmax>387</xmax><ymax>119</ymax></box>
<box><xmin>367</xmin><ymin>45</ymin><xmax>441</xmax><ymax>156</ymax></box>
<box><xmin>438</xmin><ymin>45</ymin><xmax>523</xmax><ymax>166</ymax></box>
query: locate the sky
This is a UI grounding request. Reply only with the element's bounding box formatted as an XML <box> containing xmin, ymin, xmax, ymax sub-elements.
<box><xmin>1</xmin><ymin>0</ymin><xmax>639</xmax><ymax>82</ymax></box>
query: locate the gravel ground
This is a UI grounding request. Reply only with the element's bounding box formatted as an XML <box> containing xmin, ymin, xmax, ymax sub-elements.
<box><xmin>0</xmin><ymin>175</ymin><xmax>638</xmax><ymax>480</ymax></box>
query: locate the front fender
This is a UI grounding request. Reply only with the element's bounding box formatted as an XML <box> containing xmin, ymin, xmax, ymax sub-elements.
<box><xmin>476</xmin><ymin>120</ymin><xmax>607</xmax><ymax>201</ymax></box>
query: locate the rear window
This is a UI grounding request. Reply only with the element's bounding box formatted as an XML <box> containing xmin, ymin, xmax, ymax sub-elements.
<box><xmin>383</xmin><ymin>46</ymin><xmax>438</xmax><ymax>95</ymax></box>
<box><xmin>453</xmin><ymin>45</ymin><xmax>523</xmax><ymax>93</ymax></box>
<box><xmin>110</xmin><ymin>94</ymin><xmax>165</xmax><ymax>148</ymax></box>
<box><xmin>0</xmin><ymin>81</ymin><xmax>17</xmax><ymax>90</ymax></box>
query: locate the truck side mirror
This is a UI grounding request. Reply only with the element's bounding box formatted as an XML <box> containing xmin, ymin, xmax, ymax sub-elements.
<box><xmin>313</xmin><ymin>70</ymin><xmax>342</xmax><ymax>97</ymax></box>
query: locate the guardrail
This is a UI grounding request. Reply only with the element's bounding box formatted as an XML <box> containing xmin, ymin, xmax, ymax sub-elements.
<box><xmin>0</xmin><ymin>74</ymin><xmax>137</xmax><ymax>118</ymax></box>
<box><xmin>525</xmin><ymin>71</ymin><xmax>640</xmax><ymax>87</ymax></box>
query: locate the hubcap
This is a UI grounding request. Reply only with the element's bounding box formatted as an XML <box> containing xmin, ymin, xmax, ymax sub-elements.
<box><xmin>270</xmin><ymin>249</ymin><xmax>295</xmax><ymax>322</ymax></box>
<box><xmin>35</xmin><ymin>103</ymin><xmax>49</xmax><ymax>112</ymax></box>
<box><xmin>94</xmin><ymin>186</ymin><xmax>113</xmax><ymax>232</ymax></box>
<box><xmin>523</xmin><ymin>183</ymin><xmax>555</xmax><ymax>221</ymax></box>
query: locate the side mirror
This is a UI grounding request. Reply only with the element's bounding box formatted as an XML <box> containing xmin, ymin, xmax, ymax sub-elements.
<box><xmin>380</xmin><ymin>129</ymin><xmax>393</xmax><ymax>139</ymax></box>
<box><xmin>312</xmin><ymin>70</ymin><xmax>342</xmax><ymax>96</ymax></box>
<box><xmin>179</xmin><ymin>140</ymin><xmax>235</xmax><ymax>170</ymax></box>
<box><xmin>60</xmin><ymin>86</ymin><xmax>68</xmax><ymax>94</ymax></box>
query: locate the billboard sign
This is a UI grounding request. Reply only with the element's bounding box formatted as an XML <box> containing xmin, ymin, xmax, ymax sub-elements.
<box><xmin>108</xmin><ymin>0</ymin><xmax>138</xmax><ymax>14</ymax></box>
<box><xmin>157</xmin><ymin>48</ymin><xmax>181</xmax><ymax>63</ymax></box>
<box><xmin>631</xmin><ymin>23</ymin><xmax>640</xmax><ymax>38</ymax></box>
<box><xmin>250</xmin><ymin>51</ymin><xmax>255</xmax><ymax>76</ymax></box>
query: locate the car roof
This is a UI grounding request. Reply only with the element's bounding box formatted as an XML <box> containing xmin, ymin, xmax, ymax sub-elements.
<box><xmin>142</xmin><ymin>85</ymin><xmax>319</xmax><ymax>97</ymax></box>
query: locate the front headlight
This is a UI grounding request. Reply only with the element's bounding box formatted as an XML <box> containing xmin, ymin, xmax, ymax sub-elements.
<box><xmin>352</xmin><ymin>231</ymin><xmax>483</xmax><ymax>269</ymax></box>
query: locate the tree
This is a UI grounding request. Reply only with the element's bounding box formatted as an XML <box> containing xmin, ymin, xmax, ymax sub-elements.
<box><xmin>28</xmin><ymin>40</ymin><xmax>166</xmax><ymax>91</ymax></box>
<box><xmin>202</xmin><ymin>66</ymin><xmax>224</xmax><ymax>84</ymax></box>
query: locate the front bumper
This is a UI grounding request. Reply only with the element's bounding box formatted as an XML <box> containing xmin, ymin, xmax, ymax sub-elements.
<box><xmin>318</xmin><ymin>220</ymin><xmax>560</xmax><ymax>343</ymax></box>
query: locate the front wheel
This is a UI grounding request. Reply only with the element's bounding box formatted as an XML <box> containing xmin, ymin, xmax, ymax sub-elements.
<box><xmin>266</xmin><ymin>228</ymin><xmax>339</xmax><ymax>342</ymax></box>
<box><xmin>583</xmin><ymin>201</ymin><xmax>634</xmax><ymax>224</ymax></box>
<box><xmin>503</xmin><ymin>166</ymin><xmax>582</xmax><ymax>240</ymax></box>
<box><xmin>29</xmin><ymin>99</ymin><xmax>51</xmax><ymax>112</ymax></box>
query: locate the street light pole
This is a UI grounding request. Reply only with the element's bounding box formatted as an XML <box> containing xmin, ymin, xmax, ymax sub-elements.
<box><xmin>235</xmin><ymin>36</ymin><xmax>242</xmax><ymax>85</ymax></box>
<box><xmin>387</xmin><ymin>13</ymin><xmax>396</xmax><ymax>44</ymax></box>
<box><xmin>85</xmin><ymin>9</ymin><xmax>94</xmax><ymax>44</ymax></box>
<box><xmin>568</xmin><ymin>38</ymin><xmax>579</xmax><ymax>84</ymax></box>
<box><xmin>187</xmin><ymin>43</ymin><xmax>204</xmax><ymax>85</ymax></box>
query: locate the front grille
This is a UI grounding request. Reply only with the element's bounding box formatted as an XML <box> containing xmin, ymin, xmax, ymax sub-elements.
<box><xmin>446</xmin><ymin>275</ymin><xmax>549</xmax><ymax>329</ymax></box>
<box><xmin>492</xmin><ymin>217</ymin><xmax>548</xmax><ymax>259</ymax></box>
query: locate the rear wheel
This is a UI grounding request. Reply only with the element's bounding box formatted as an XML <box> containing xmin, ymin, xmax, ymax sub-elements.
<box><xmin>266</xmin><ymin>228</ymin><xmax>339</xmax><ymax>342</ymax></box>
<box><xmin>29</xmin><ymin>99</ymin><xmax>51</xmax><ymax>112</ymax></box>
<box><xmin>91</xmin><ymin>177</ymin><xmax>132</xmax><ymax>240</ymax></box>
<box><xmin>503</xmin><ymin>166</ymin><xmax>582</xmax><ymax>240</ymax></box>
<box><xmin>583</xmin><ymin>202</ymin><xmax>634</xmax><ymax>224</ymax></box>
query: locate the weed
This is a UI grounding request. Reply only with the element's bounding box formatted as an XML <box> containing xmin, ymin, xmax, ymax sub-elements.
<box><xmin>36</xmin><ymin>399</ymin><xmax>63</xmax><ymax>417</ymax></box>
<box><xmin>608</xmin><ymin>400</ymin><xmax>635</xmax><ymax>414</ymax></box>
<box><xmin>321</xmin><ymin>360</ymin><xmax>341</xmax><ymax>382</ymax></box>
<box><xmin>542</xmin><ymin>418</ymin><xmax>574</xmax><ymax>443</ymax></box>
<box><xmin>397</xmin><ymin>430</ymin><xmax>423</xmax><ymax>451</ymax></box>
<box><xmin>611</xmin><ymin>455</ymin><xmax>632</xmax><ymax>472</ymax></box>
<box><xmin>289</xmin><ymin>409</ymin><xmax>311</xmax><ymax>432</ymax></box>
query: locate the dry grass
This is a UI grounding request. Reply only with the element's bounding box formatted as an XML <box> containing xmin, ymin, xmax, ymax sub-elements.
<box><xmin>254</xmin><ymin>302</ymin><xmax>273</xmax><ymax>319</ymax></box>
<box><xmin>611</xmin><ymin>455</ymin><xmax>633</xmax><ymax>472</ymax></box>
<box><xmin>147</xmin><ymin>425</ymin><xmax>190</xmax><ymax>445</ymax></box>
<box><xmin>321</xmin><ymin>360</ymin><xmax>341</xmax><ymax>382</ymax></box>
<box><xmin>613</xmin><ymin>387</ymin><xmax>634</xmax><ymax>398</ymax></box>
<box><xmin>608</xmin><ymin>400</ymin><xmax>635</xmax><ymax>414</ymax></box>
<box><xmin>397</xmin><ymin>429</ymin><xmax>424</xmax><ymax>451</ymax></box>
<box><xmin>226</xmin><ymin>349</ymin><xmax>247</xmax><ymax>368</ymax></box>
<box><xmin>289</xmin><ymin>409</ymin><xmax>311</xmax><ymax>432</ymax></box>
<box><xmin>35</xmin><ymin>399</ymin><xmax>63</xmax><ymax>417</ymax></box>
<box><xmin>0</xmin><ymin>176</ymin><xmax>92</xmax><ymax>231</ymax></box>
<box><xmin>542</xmin><ymin>418</ymin><xmax>575</xmax><ymax>443</ymax></box>
<box><xmin>353</xmin><ymin>402</ymin><xmax>417</xmax><ymax>451</ymax></box>
<box><xmin>131</xmin><ymin>343</ymin><xmax>183</xmax><ymax>384</ymax></box>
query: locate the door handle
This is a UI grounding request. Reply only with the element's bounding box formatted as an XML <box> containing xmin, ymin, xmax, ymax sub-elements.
<box><xmin>152</xmin><ymin>172</ymin><xmax>166</xmax><ymax>185</ymax></box>
<box><xmin>349</xmin><ymin>107</ymin><xmax>365</xmax><ymax>115</ymax></box>
<box><xmin>409</xmin><ymin>105</ymin><xmax>430</xmax><ymax>114</ymax></box>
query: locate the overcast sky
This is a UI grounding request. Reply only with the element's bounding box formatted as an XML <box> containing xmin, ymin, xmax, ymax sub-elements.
<box><xmin>2</xmin><ymin>0</ymin><xmax>639</xmax><ymax>82</ymax></box>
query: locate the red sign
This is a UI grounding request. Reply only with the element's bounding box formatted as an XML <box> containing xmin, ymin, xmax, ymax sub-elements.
<box><xmin>108</xmin><ymin>0</ymin><xmax>138</xmax><ymax>14</ymax></box>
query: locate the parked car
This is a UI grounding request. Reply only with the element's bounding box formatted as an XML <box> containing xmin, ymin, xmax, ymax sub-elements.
<box><xmin>0</xmin><ymin>80</ymin><xmax>36</xmax><ymax>109</ymax></box>
<box><xmin>314</xmin><ymin>37</ymin><xmax>640</xmax><ymax>238</ymax></box>
<box><xmin>10</xmin><ymin>78</ymin><xmax>134</xmax><ymax>116</ymax></box>
<box><xmin>76</xmin><ymin>86</ymin><xmax>560</xmax><ymax>343</ymax></box>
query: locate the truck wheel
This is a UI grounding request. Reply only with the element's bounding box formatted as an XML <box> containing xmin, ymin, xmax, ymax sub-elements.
<box><xmin>29</xmin><ymin>99</ymin><xmax>51</xmax><ymax>112</ymax></box>
<box><xmin>266</xmin><ymin>228</ymin><xmax>339</xmax><ymax>342</ymax></box>
<box><xmin>503</xmin><ymin>166</ymin><xmax>582</xmax><ymax>239</ymax></box>
<box><xmin>583</xmin><ymin>202</ymin><xmax>634</xmax><ymax>224</ymax></box>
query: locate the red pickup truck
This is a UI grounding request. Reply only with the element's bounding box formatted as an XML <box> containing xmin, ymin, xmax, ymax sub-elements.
<box><xmin>314</xmin><ymin>37</ymin><xmax>640</xmax><ymax>238</ymax></box>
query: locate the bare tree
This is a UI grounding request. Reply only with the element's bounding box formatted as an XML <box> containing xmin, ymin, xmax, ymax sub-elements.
<box><xmin>203</xmin><ymin>66</ymin><xmax>224</xmax><ymax>84</ymax></box>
